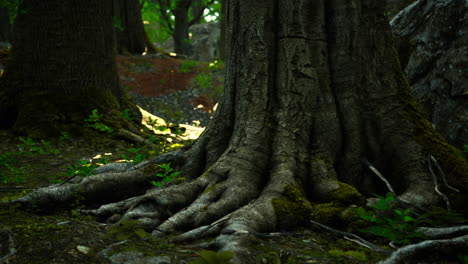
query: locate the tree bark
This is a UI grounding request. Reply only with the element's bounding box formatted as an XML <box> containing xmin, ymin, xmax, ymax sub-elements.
<box><xmin>113</xmin><ymin>0</ymin><xmax>147</xmax><ymax>54</ymax></box>
<box><xmin>173</xmin><ymin>0</ymin><xmax>192</xmax><ymax>55</ymax></box>
<box><xmin>4</xmin><ymin>0</ymin><xmax>468</xmax><ymax>262</ymax></box>
<box><xmin>0</xmin><ymin>0</ymin><xmax>142</xmax><ymax>137</ymax></box>
<box><xmin>0</xmin><ymin>7</ymin><xmax>12</xmax><ymax>43</ymax></box>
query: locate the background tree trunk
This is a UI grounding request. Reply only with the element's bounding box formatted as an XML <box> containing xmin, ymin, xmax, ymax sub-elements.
<box><xmin>0</xmin><ymin>0</ymin><xmax>141</xmax><ymax>137</ymax></box>
<box><xmin>113</xmin><ymin>0</ymin><xmax>147</xmax><ymax>54</ymax></box>
<box><xmin>0</xmin><ymin>7</ymin><xmax>12</xmax><ymax>43</ymax></box>
<box><xmin>173</xmin><ymin>0</ymin><xmax>192</xmax><ymax>56</ymax></box>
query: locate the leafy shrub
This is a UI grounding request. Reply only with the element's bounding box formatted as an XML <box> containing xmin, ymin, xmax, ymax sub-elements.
<box><xmin>357</xmin><ymin>193</ymin><xmax>426</xmax><ymax>245</ymax></box>
<box><xmin>150</xmin><ymin>163</ymin><xmax>180</xmax><ymax>187</ymax></box>
<box><xmin>84</xmin><ymin>109</ymin><xmax>113</xmax><ymax>133</ymax></box>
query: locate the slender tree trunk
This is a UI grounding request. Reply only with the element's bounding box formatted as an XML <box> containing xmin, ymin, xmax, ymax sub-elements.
<box><xmin>0</xmin><ymin>7</ymin><xmax>12</xmax><ymax>43</ymax></box>
<box><xmin>173</xmin><ymin>1</ymin><xmax>192</xmax><ymax>56</ymax></box>
<box><xmin>6</xmin><ymin>0</ymin><xmax>468</xmax><ymax>262</ymax></box>
<box><xmin>113</xmin><ymin>0</ymin><xmax>147</xmax><ymax>54</ymax></box>
<box><xmin>0</xmin><ymin>0</ymin><xmax>141</xmax><ymax>137</ymax></box>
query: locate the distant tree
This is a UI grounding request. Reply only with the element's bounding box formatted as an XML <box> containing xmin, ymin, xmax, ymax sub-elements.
<box><xmin>0</xmin><ymin>0</ymin><xmax>142</xmax><ymax>137</ymax></box>
<box><xmin>0</xmin><ymin>7</ymin><xmax>12</xmax><ymax>43</ymax></box>
<box><xmin>0</xmin><ymin>0</ymin><xmax>18</xmax><ymax>44</ymax></box>
<box><xmin>148</xmin><ymin>0</ymin><xmax>217</xmax><ymax>55</ymax></box>
<box><xmin>113</xmin><ymin>0</ymin><xmax>147</xmax><ymax>54</ymax></box>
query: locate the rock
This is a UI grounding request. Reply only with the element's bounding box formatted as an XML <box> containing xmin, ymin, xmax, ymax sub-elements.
<box><xmin>189</xmin><ymin>22</ymin><xmax>220</xmax><ymax>62</ymax></box>
<box><xmin>391</xmin><ymin>0</ymin><xmax>467</xmax><ymax>149</ymax></box>
<box><xmin>159</xmin><ymin>22</ymin><xmax>220</xmax><ymax>62</ymax></box>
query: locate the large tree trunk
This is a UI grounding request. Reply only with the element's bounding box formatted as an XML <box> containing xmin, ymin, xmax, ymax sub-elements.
<box><xmin>113</xmin><ymin>0</ymin><xmax>147</xmax><ymax>54</ymax></box>
<box><xmin>0</xmin><ymin>0</ymin><xmax>141</xmax><ymax>137</ymax></box>
<box><xmin>5</xmin><ymin>0</ymin><xmax>468</xmax><ymax>262</ymax></box>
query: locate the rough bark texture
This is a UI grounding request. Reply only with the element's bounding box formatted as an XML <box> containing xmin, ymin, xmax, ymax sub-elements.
<box><xmin>391</xmin><ymin>0</ymin><xmax>467</xmax><ymax>150</ymax></box>
<box><xmin>0</xmin><ymin>0</ymin><xmax>142</xmax><ymax>137</ymax></box>
<box><xmin>0</xmin><ymin>7</ymin><xmax>12</xmax><ymax>43</ymax></box>
<box><xmin>4</xmin><ymin>0</ymin><xmax>468</xmax><ymax>263</ymax></box>
<box><xmin>113</xmin><ymin>0</ymin><xmax>147</xmax><ymax>54</ymax></box>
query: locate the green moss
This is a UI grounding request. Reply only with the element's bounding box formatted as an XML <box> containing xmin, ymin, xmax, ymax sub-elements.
<box><xmin>204</xmin><ymin>183</ymin><xmax>220</xmax><ymax>193</ymax></box>
<box><xmin>272</xmin><ymin>184</ymin><xmax>313</xmax><ymax>230</ymax></box>
<box><xmin>328</xmin><ymin>249</ymin><xmax>367</xmax><ymax>262</ymax></box>
<box><xmin>310</xmin><ymin>202</ymin><xmax>344</xmax><ymax>226</ymax></box>
<box><xmin>329</xmin><ymin>181</ymin><xmax>362</xmax><ymax>203</ymax></box>
<box><xmin>13</xmin><ymin>223</ymin><xmax>64</xmax><ymax>245</ymax></box>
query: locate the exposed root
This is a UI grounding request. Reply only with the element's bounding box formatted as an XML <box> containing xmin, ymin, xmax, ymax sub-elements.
<box><xmin>378</xmin><ymin>234</ymin><xmax>468</xmax><ymax>264</ymax></box>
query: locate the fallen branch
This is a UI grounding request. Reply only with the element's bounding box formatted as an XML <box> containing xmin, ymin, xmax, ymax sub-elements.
<box><xmin>309</xmin><ymin>219</ymin><xmax>392</xmax><ymax>255</ymax></box>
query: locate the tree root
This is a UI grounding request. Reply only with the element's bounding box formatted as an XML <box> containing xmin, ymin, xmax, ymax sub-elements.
<box><xmin>378</xmin><ymin>234</ymin><xmax>468</xmax><ymax>264</ymax></box>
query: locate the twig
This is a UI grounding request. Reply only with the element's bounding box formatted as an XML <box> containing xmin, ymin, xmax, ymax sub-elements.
<box><xmin>362</xmin><ymin>159</ymin><xmax>395</xmax><ymax>193</ymax></box>
<box><xmin>362</xmin><ymin>158</ymin><xmax>428</xmax><ymax>215</ymax></box>
<box><xmin>427</xmin><ymin>155</ymin><xmax>451</xmax><ymax>210</ymax></box>
<box><xmin>310</xmin><ymin>219</ymin><xmax>392</xmax><ymax>255</ymax></box>
<box><xmin>430</xmin><ymin>155</ymin><xmax>459</xmax><ymax>192</ymax></box>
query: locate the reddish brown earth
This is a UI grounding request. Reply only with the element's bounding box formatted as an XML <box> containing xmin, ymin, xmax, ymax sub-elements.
<box><xmin>115</xmin><ymin>55</ymin><xmax>216</xmax><ymax>111</ymax></box>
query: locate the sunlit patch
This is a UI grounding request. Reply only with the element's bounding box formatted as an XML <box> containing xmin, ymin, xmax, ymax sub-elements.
<box><xmin>169</xmin><ymin>52</ymin><xmax>177</xmax><ymax>57</ymax></box>
<box><xmin>143</xmin><ymin>21</ymin><xmax>150</xmax><ymax>24</ymax></box>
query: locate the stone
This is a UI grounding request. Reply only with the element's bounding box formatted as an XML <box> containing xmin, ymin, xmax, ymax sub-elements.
<box><xmin>159</xmin><ymin>22</ymin><xmax>220</xmax><ymax>62</ymax></box>
<box><xmin>189</xmin><ymin>22</ymin><xmax>220</xmax><ymax>62</ymax></box>
<box><xmin>391</xmin><ymin>0</ymin><xmax>467</xmax><ymax>149</ymax></box>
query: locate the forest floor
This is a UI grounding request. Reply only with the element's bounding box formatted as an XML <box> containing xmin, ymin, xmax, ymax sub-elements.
<box><xmin>0</xmin><ymin>55</ymin><xmax>389</xmax><ymax>264</ymax></box>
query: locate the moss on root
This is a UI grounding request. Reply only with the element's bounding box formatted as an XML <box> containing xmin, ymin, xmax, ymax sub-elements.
<box><xmin>310</xmin><ymin>181</ymin><xmax>364</xmax><ymax>227</ymax></box>
<box><xmin>329</xmin><ymin>181</ymin><xmax>363</xmax><ymax>203</ymax></box>
<box><xmin>272</xmin><ymin>184</ymin><xmax>313</xmax><ymax>230</ymax></box>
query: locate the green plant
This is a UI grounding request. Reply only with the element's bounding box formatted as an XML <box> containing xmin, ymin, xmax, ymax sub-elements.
<box><xmin>458</xmin><ymin>255</ymin><xmax>468</xmax><ymax>264</ymax></box>
<box><xmin>121</xmin><ymin>108</ymin><xmax>134</xmax><ymax>121</ymax></box>
<box><xmin>84</xmin><ymin>109</ymin><xmax>113</xmax><ymax>133</ymax></box>
<box><xmin>0</xmin><ymin>152</ymin><xmax>26</xmax><ymax>183</ymax></box>
<box><xmin>188</xmin><ymin>250</ymin><xmax>235</xmax><ymax>264</ymax></box>
<box><xmin>150</xmin><ymin>163</ymin><xmax>180</xmax><ymax>187</ymax></box>
<box><xmin>16</xmin><ymin>137</ymin><xmax>59</xmax><ymax>155</ymax></box>
<box><xmin>194</xmin><ymin>73</ymin><xmax>212</xmax><ymax>89</ymax></box>
<box><xmin>463</xmin><ymin>145</ymin><xmax>467</xmax><ymax>159</ymax></box>
<box><xmin>121</xmin><ymin>147</ymin><xmax>147</xmax><ymax>165</ymax></box>
<box><xmin>59</xmin><ymin>131</ymin><xmax>71</xmax><ymax>142</ymax></box>
<box><xmin>357</xmin><ymin>193</ymin><xmax>426</xmax><ymax>245</ymax></box>
<box><xmin>0</xmin><ymin>163</ymin><xmax>27</xmax><ymax>184</ymax></box>
<box><xmin>112</xmin><ymin>15</ymin><xmax>124</xmax><ymax>31</ymax></box>
<box><xmin>66</xmin><ymin>159</ymin><xmax>99</xmax><ymax>177</ymax></box>
<box><xmin>179</xmin><ymin>60</ymin><xmax>199</xmax><ymax>73</ymax></box>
